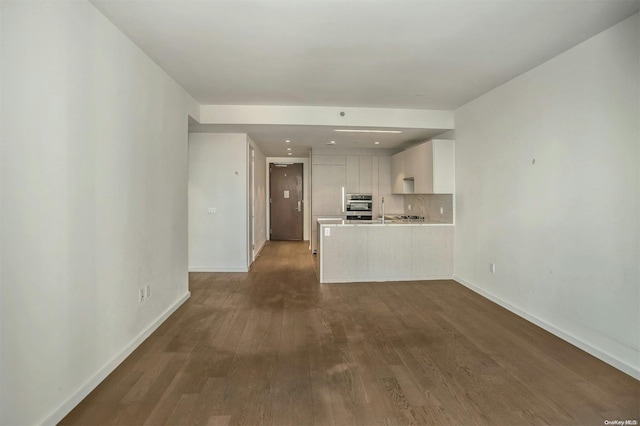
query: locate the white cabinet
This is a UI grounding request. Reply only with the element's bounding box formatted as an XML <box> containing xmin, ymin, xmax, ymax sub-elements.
<box><xmin>311</xmin><ymin>162</ymin><xmax>346</xmax><ymax>253</ymax></box>
<box><xmin>346</xmin><ymin>156</ymin><xmax>360</xmax><ymax>193</ymax></box>
<box><xmin>374</xmin><ymin>156</ymin><xmax>398</xmax><ymax>218</ymax></box>
<box><xmin>359</xmin><ymin>156</ymin><xmax>372</xmax><ymax>194</ymax></box>
<box><xmin>377</xmin><ymin>156</ymin><xmax>391</xmax><ymax>195</ymax></box>
<box><xmin>311</xmin><ymin>152</ymin><xmax>398</xmax><ymax>251</ymax></box>
<box><xmin>424</xmin><ymin>139</ymin><xmax>454</xmax><ymax>194</ymax></box>
<box><xmin>346</xmin><ymin>155</ymin><xmax>373</xmax><ymax>194</ymax></box>
<box><xmin>390</xmin><ymin>139</ymin><xmax>454</xmax><ymax>194</ymax></box>
<box><xmin>312</xmin><ymin>164</ymin><xmax>346</xmax><ymax>216</ymax></box>
<box><xmin>319</xmin><ymin>223</ymin><xmax>454</xmax><ymax>283</ymax></box>
<box><xmin>390</xmin><ymin>150</ymin><xmax>405</xmax><ymax>194</ymax></box>
<box><xmin>409</xmin><ymin>143</ymin><xmax>430</xmax><ymax>193</ymax></box>
<box><xmin>312</xmin><ymin>155</ymin><xmax>346</xmax><ymax>165</ymax></box>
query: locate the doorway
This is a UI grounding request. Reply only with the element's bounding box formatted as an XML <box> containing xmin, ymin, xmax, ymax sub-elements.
<box><xmin>269</xmin><ymin>163</ymin><xmax>303</xmax><ymax>240</ymax></box>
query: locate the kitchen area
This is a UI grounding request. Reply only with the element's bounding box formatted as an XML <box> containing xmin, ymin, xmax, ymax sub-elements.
<box><xmin>312</xmin><ymin>139</ymin><xmax>455</xmax><ymax>283</ymax></box>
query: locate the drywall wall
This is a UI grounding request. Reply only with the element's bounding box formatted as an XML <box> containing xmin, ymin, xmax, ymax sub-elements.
<box><xmin>249</xmin><ymin>137</ymin><xmax>267</xmax><ymax>257</ymax></box>
<box><xmin>0</xmin><ymin>5</ymin><xmax>3</xmax><ymax>423</ymax></box>
<box><xmin>0</xmin><ymin>4</ymin><xmax>4</xmax><ymax>423</ymax></box>
<box><xmin>189</xmin><ymin>133</ymin><xmax>249</xmax><ymax>271</ymax></box>
<box><xmin>199</xmin><ymin>105</ymin><xmax>454</xmax><ymax>130</ymax></box>
<box><xmin>1</xmin><ymin>1</ymin><xmax>195</xmax><ymax>424</ymax></box>
<box><xmin>454</xmin><ymin>14</ymin><xmax>639</xmax><ymax>378</ymax></box>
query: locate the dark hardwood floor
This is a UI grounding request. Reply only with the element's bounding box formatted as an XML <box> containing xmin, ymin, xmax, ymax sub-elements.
<box><xmin>61</xmin><ymin>241</ymin><xmax>639</xmax><ymax>425</ymax></box>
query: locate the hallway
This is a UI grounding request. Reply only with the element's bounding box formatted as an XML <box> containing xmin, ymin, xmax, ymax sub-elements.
<box><xmin>62</xmin><ymin>241</ymin><xmax>639</xmax><ymax>425</ymax></box>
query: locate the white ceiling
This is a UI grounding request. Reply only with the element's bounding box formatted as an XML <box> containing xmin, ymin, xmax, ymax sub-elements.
<box><xmin>92</xmin><ymin>0</ymin><xmax>639</xmax><ymax>155</ymax></box>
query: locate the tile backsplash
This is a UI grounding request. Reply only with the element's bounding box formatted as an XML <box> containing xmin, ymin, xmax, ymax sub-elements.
<box><xmin>404</xmin><ymin>194</ymin><xmax>454</xmax><ymax>223</ymax></box>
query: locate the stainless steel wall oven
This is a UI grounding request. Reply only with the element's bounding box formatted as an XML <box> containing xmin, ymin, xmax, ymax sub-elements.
<box><xmin>345</xmin><ymin>194</ymin><xmax>373</xmax><ymax>220</ymax></box>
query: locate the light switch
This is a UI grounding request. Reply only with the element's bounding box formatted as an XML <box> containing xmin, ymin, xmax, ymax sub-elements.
<box><xmin>284</xmin><ymin>190</ymin><xmax>290</xmax><ymax>199</ymax></box>
<box><xmin>324</xmin><ymin>228</ymin><xmax>330</xmax><ymax>236</ymax></box>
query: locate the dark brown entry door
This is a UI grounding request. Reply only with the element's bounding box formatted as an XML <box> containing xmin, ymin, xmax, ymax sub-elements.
<box><xmin>270</xmin><ymin>163</ymin><xmax>303</xmax><ymax>240</ymax></box>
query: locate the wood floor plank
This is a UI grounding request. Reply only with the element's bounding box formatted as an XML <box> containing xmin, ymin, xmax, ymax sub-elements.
<box><xmin>62</xmin><ymin>241</ymin><xmax>640</xmax><ymax>426</ymax></box>
<box><xmin>291</xmin><ymin>308</ymin><xmax>314</xmax><ymax>426</ymax></box>
<box><xmin>142</xmin><ymin>367</ymin><xmax>200</xmax><ymax>426</ymax></box>
<box><xmin>188</xmin><ymin>378</ymin><xmax>230</xmax><ymax>426</ymax></box>
<box><xmin>206</xmin><ymin>415</ymin><xmax>231</xmax><ymax>426</ymax></box>
<box><xmin>308</xmin><ymin>307</ymin><xmax>337</xmax><ymax>426</ymax></box>
<box><xmin>165</xmin><ymin>393</ymin><xmax>199</xmax><ymax>426</ymax></box>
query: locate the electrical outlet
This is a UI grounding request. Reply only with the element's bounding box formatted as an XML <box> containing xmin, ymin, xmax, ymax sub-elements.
<box><xmin>408</xmin><ymin>204</ymin><xmax>412</xmax><ymax>211</ymax></box>
<box><xmin>139</xmin><ymin>288</ymin><xmax>145</xmax><ymax>302</ymax></box>
<box><xmin>145</xmin><ymin>285</ymin><xmax>151</xmax><ymax>298</ymax></box>
<box><xmin>490</xmin><ymin>263</ymin><xmax>496</xmax><ymax>273</ymax></box>
<box><xmin>440</xmin><ymin>206</ymin><xmax>444</xmax><ymax>215</ymax></box>
<box><xmin>207</xmin><ymin>207</ymin><xmax>217</xmax><ymax>215</ymax></box>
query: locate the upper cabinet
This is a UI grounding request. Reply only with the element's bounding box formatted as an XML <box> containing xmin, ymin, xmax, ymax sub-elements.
<box><xmin>391</xmin><ymin>139</ymin><xmax>454</xmax><ymax>194</ymax></box>
<box><xmin>377</xmin><ymin>156</ymin><xmax>392</xmax><ymax>195</ymax></box>
<box><xmin>346</xmin><ymin>155</ymin><xmax>373</xmax><ymax>194</ymax></box>
<box><xmin>390</xmin><ymin>150</ymin><xmax>405</xmax><ymax>194</ymax></box>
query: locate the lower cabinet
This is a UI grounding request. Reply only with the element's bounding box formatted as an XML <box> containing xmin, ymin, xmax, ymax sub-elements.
<box><xmin>312</xmin><ymin>214</ymin><xmax>344</xmax><ymax>254</ymax></box>
<box><xmin>319</xmin><ymin>224</ymin><xmax>453</xmax><ymax>283</ymax></box>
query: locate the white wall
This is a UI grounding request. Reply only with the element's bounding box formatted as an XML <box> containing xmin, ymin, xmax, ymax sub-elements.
<box><xmin>199</xmin><ymin>105</ymin><xmax>454</xmax><ymax>130</ymax></box>
<box><xmin>1</xmin><ymin>2</ymin><xmax>195</xmax><ymax>424</ymax></box>
<box><xmin>0</xmin><ymin>4</ymin><xmax>4</xmax><ymax>422</ymax></box>
<box><xmin>189</xmin><ymin>133</ymin><xmax>249</xmax><ymax>271</ymax></box>
<box><xmin>454</xmin><ymin>14</ymin><xmax>639</xmax><ymax>378</ymax></box>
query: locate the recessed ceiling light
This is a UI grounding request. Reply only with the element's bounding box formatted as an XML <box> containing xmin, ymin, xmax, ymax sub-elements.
<box><xmin>285</xmin><ymin>140</ymin><xmax>290</xmax><ymax>143</ymax></box>
<box><xmin>287</xmin><ymin>147</ymin><xmax>291</xmax><ymax>151</ymax></box>
<box><xmin>327</xmin><ymin>140</ymin><xmax>336</xmax><ymax>145</ymax></box>
<box><xmin>416</xmin><ymin>93</ymin><xmax>425</xmax><ymax>96</ymax></box>
<box><xmin>334</xmin><ymin>129</ymin><xmax>402</xmax><ymax>134</ymax></box>
<box><xmin>287</xmin><ymin>152</ymin><xmax>292</xmax><ymax>155</ymax></box>
<box><xmin>374</xmin><ymin>141</ymin><xmax>380</xmax><ymax>145</ymax></box>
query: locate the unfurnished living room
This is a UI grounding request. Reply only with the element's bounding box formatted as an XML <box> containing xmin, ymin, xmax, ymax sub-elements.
<box><xmin>1</xmin><ymin>1</ymin><xmax>639</xmax><ymax>425</ymax></box>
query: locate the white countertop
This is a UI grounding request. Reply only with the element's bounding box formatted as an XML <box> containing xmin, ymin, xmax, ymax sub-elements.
<box><xmin>317</xmin><ymin>218</ymin><xmax>453</xmax><ymax>226</ymax></box>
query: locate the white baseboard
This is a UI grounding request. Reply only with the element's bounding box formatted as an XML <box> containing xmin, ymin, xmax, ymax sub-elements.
<box><xmin>322</xmin><ymin>275</ymin><xmax>453</xmax><ymax>284</ymax></box>
<box><xmin>189</xmin><ymin>266</ymin><xmax>248</xmax><ymax>272</ymax></box>
<box><xmin>42</xmin><ymin>291</ymin><xmax>191</xmax><ymax>426</ymax></box>
<box><xmin>453</xmin><ymin>275</ymin><xmax>640</xmax><ymax>381</ymax></box>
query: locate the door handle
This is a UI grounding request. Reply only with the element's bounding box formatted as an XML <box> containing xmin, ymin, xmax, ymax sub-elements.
<box><xmin>297</xmin><ymin>201</ymin><xmax>301</xmax><ymax>212</ymax></box>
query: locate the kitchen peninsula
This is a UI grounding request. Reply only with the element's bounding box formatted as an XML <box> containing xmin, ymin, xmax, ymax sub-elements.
<box><xmin>312</xmin><ymin>139</ymin><xmax>455</xmax><ymax>283</ymax></box>
<box><xmin>318</xmin><ymin>219</ymin><xmax>453</xmax><ymax>283</ymax></box>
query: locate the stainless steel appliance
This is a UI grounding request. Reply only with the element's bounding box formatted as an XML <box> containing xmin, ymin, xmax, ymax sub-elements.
<box><xmin>346</xmin><ymin>194</ymin><xmax>373</xmax><ymax>220</ymax></box>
